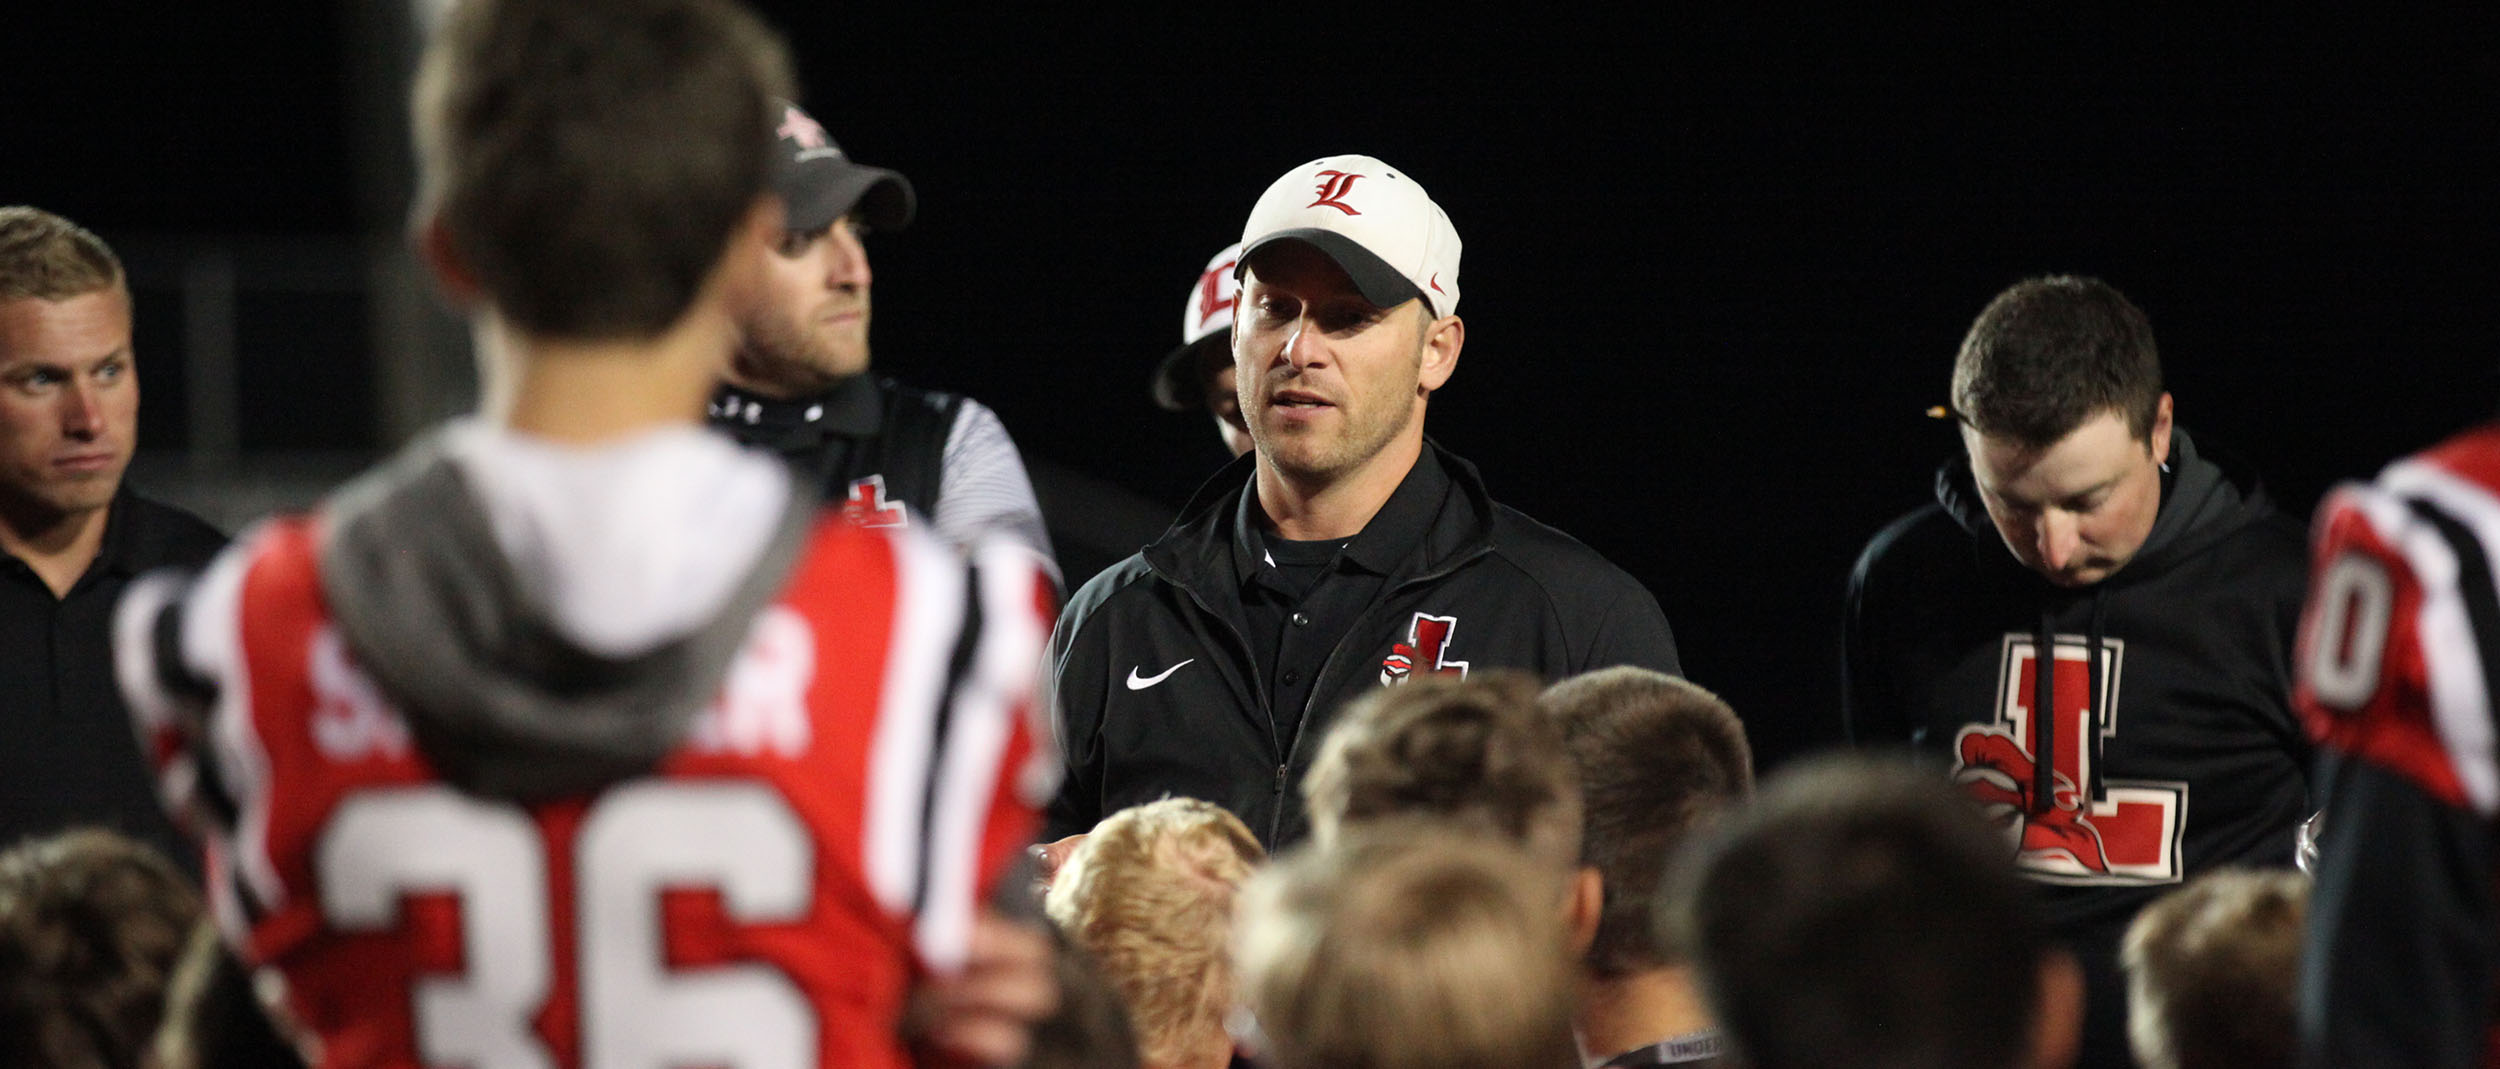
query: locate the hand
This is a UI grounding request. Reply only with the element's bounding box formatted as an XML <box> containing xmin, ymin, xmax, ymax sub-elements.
<box><xmin>913</xmin><ymin>908</ymin><xmax>1060</xmax><ymax>1068</ymax></box>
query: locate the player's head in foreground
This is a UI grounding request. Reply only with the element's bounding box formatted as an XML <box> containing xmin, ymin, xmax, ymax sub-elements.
<box><xmin>2121</xmin><ymin>868</ymin><xmax>2307</xmax><ymax>1069</ymax></box>
<box><xmin>1044</xmin><ymin>797</ymin><xmax>1263</xmax><ymax>1069</ymax></box>
<box><xmin>1540</xmin><ymin>667</ymin><xmax>1753</xmax><ymax>1060</ymax></box>
<box><xmin>411</xmin><ymin>0</ymin><xmax>791</xmax><ymax>395</ymax></box>
<box><xmin>1231</xmin><ymin>154</ymin><xmax>1465</xmax><ymax>499</ymax></box>
<box><xmin>0</xmin><ymin>828</ymin><xmax>202</xmax><ymax>1069</ymax></box>
<box><xmin>1232</xmin><ymin>826</ymin><xmax>1580</xmax><ymax>1069</ymax></box>
<box><xmin>1667</xmin><ymin>754</ymin><xmax>2084</xmax><ymax>1069</ymax></box>
<box><xmin>1303</xmin><ymin>671</ymin><xmax>1582</xmax><ymax>875</ymax></box>
<box><xmin>726</xmin><ymin>100</ymin><xmax>915</xmax><ymax>397</ymax></box>
<box><xmin>1152</xmin><ymin>241</ymin><xmax>1253</xmax><ymax>458</ymax></box>
<box><xmin>1949</xmin><ymin>275</ymin><xmax>2172</xmax><ymax>588</ymax></box>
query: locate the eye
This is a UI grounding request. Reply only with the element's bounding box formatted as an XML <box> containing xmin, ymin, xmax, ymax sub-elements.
<box><xmin>95</xmin><ymin>359</ymin><xmax>127</xmax><ymax>382</ymax></box>
<box><xmin>775</xmin><ymin>230</ymin><xmax>817</xmax><ymax>257</ymax></box>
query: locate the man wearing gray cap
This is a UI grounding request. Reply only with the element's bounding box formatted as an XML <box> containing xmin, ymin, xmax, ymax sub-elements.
<box><xmin>712</xmin><ymin>102</ymin><xmax>1052</xmax><ymax>572</ymax></box>
<box><xmin>1042</xmin><ymin>155</ymin><xmax>1681</xmax><ymax>854</ymax></box>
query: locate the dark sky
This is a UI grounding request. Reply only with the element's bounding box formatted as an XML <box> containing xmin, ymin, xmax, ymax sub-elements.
<box><xmin>7</xmin><ymin>6</ymin><xmax>2498</xmax><ymax>766</ymax></box>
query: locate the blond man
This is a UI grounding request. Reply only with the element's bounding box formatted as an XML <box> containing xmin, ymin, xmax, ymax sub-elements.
<box><xmin>1044</xmin><ymin>798</ymin><xmax>1263</xmax><ymax>1069</ymax></box>
<box><xmin>0</xmin><ymin>208</ymin><xmax>223</xmax><ymax>866</ymax></box>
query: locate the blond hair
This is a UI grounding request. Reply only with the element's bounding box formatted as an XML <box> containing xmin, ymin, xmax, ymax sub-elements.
<box><xmin>1303</xmin><ymin>672</ymin><xmax>1581</xmax><ymax>872</ymax></box>
<box><xmin>1233</xmin><ymin>826</ymin><xmax>1579</xmax><ymax>1069</ymax></box>
<box><xmin>0</xmin><ymin>206</ymin><xmax>125</xmax><ymax>302</ymax></box>
<box><xmin>1046</xmin><ymin>798</ymin><xmax>1263</xmax><ymax>1069</ymax></box>
<box><xmin>2122</xmin><ymin>868</ymin><xmax>2308</xmax><ymax>1069</ymax></box>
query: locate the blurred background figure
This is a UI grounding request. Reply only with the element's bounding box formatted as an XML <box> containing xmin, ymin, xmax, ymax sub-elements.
<box><xmin>1232</xmin><ymin>827</ymin><xmax>1581</xmax><ymax>1069</ymax></box>
<box><xmin>0</xmin><ymin>208</ymin><xmax>224</xmax><ymax>871</ymax></box>
<box><xmin>1542</xmin><ymin>667</ymin><xmax>1754</xmax><ymax>1067</ymax></box>
<box><xmin>1149</xmin><ymin>241</ymin><xmax>1251</xmax><ymax>460</ymax></box>
<box><xmin>1669</xmin><ymin>754</ymin><xmax>2084</xmax><ymax>1069</ymax></box>
<box><xmin>2119</xmin><ymin>868</ymin><xmax>2306</xmax><ymax>1069</ymax></box>
<box><xmin>1043</xmin><ymin>798</ymin><xmax>1262</xmax><ymax>1069</ymax></box>
<box><xmin>0</xmin><ymin>828</ymin><xmax>201</xmax><ymax>1069</ymax></box>
<box><xmin>711</xmin><ymin>100</ymin><xmax>1057</xmax><ymax>581</ymax></box>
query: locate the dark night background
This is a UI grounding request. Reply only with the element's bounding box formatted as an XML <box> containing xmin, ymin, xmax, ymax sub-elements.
<box><xmin>6</xmin><ymin>6</ymin><xmax>2496</xmax><ymax>770</ymax></box>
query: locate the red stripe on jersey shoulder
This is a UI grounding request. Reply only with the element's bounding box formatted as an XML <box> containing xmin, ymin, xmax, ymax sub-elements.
<box><xmin>2299</xmin><ymin>485</ymin><xmax>2469</xmax><ymax>808</ymax></box>
<box><xmin>2418</xmin><ymin>424</ymin><xmax>2500</xmax><ymax>489</ymax></box>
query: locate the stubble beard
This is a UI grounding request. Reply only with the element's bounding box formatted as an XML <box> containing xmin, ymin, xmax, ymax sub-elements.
<box><xmin>732</xmin><ymin>304</ymin><xmax>870</xmax><ymax>397</ymax></box>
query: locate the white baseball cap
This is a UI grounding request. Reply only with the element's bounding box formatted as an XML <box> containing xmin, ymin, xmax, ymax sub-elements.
<box><xmin>1151</xmin><ymin>242</ymin><xmax>1243</xmax><ymax>411</ymax></box>
<box><xmin>1237</xmin><ymin>154</ymin><xmax>1460</xmax><ymax>316</ymax></box>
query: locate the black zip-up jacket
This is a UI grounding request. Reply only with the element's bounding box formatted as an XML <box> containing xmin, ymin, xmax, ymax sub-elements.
<box><xmin>1045</xmin><ymin>440</ymin><xmax>1680</xmax><ymax>847</ymax></box>
<box><xmin>1844</xmin><ymin>426</ymin><xmax>2310</xmax><ymax>1068</ymax></box>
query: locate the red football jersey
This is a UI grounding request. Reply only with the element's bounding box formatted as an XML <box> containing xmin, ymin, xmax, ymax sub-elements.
<box><xmin>121</xmin><ymin>513</ymin><xmax>1055</xmax><ymax>1068</ymax></box>
<box><xmin>2296</xmin><ymin>423</ymin><xmax>2500</xmax><ymax>1069</ymax></box>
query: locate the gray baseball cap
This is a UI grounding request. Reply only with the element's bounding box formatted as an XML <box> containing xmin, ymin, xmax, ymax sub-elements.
<box><xmin>772</xmin><ymin>101</ymin><xmax>914</xmax><ymax>234</ymax></box>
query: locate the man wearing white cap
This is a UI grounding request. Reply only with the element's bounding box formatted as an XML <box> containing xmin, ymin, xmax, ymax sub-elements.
<box><xmin>1041</xmin><ymin>155</ymin><xmax>1681</xmax><ymax>853</ymax></box>
<box><xmin>1151</xmin><ymin>242</ymin><xmax>1254</xmax><ymax>458</ymax></box>
<box><xmin>712</xmin><ymin>101</ymin><xmax>1054</xmax><ymax>575</ymax></box>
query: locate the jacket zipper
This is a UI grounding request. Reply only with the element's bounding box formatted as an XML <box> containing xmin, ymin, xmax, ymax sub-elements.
<box><xmin>1264</xmin><ymin>545</ymin><xmax>1499</xmax><ymax>843</ymax></box>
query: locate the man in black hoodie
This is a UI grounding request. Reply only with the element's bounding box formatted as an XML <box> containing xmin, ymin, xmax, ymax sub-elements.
<box><xmin>1843</xmin><ymin>276</ymin><xmax>2311</xmax><ymax>1068</ymax></box>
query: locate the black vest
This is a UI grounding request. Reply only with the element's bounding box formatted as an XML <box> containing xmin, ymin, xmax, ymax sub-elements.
<box><xmin>709</xmin><ymin>375</ymin><xmax>964</xmax><ymax>531</ymax></box>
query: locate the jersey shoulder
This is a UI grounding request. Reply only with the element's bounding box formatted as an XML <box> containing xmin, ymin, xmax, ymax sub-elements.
<box><xmin>2296</xmin><ymin>425</ymin><xmax>2500</xmax><ymax>816</ymax></box>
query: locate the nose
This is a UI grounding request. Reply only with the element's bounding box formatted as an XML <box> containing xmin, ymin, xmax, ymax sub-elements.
<box><xmin>2035</xmin><ymin>511</ymin><xmax>2080</xmax><ymax>571</ymax></box>
<box><xmin>822</xmin><ymin>223</ymin><xmax>871</xmax><ymax>290</ymax></box>
<box><xmin>1279</xmin><ymin>318</ymin><xmax>1324</xmax><ymax>371</ymax></box>
<box><xmin>58</xmin><ymin>379</ymin><xmax>105</xmax><ymax>440</ymax></box>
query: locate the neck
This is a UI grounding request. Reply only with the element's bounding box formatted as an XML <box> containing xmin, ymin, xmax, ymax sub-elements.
<box><xmin>478</xmin><ymin>302</ymin><xmax>735</xmax><ymax>444</ymax></box>
<box><xmin>1253</xmin><ymin>432</ymin><xmax>1423</xmax><ymax>541</ymax></box>
<box><xmin>1577</xmin><ymin>967</ymin><xmax>1715</xmax><ymax>1064</ymax></box>
<box><xmin>0</xmin><ymin>497</ymin><xmax>110</xmax><ymax>598</ymax></box>
<box><xmin>722</xmin><ymin>348</ymin><xmax>846</xmax><ymax>400</ymax></box>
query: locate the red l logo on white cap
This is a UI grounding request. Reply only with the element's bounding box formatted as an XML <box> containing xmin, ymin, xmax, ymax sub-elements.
<box><xmin>1308</xmin><ymin>171</ymin><xmax>1363</xmax><ymax>215</ymax></box>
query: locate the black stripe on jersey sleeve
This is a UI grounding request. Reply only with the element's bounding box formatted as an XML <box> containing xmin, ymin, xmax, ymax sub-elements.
<box><xmin>911</xmin><ymin>564</ymin><xmax>987</xmax><ymax>917</ymax></box>
<box><xmin>150</xmin><ymin>596</ymin><xmax>240</xmax><ymax>832</ymax></box>
<box><xmin>152</xmin><ymin>590</ymin><xmax>217</xmax><ymax>704</ymax></box>
<box><xmin>2405</xmin><ymin>498</ymin><xmax>2500</xmax><ymax>748</ymax></box>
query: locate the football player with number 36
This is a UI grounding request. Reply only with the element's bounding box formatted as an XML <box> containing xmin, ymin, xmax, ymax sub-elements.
<box><xmin>112</xmin><ymin>1</ymin><xmax>1058</xmax><ymax>1066</ymax></box>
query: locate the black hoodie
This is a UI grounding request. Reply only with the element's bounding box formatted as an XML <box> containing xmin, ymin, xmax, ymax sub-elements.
<box><xmin>1844</xmin><ymin>426</ymin><xmax>2311</xmax><ymax>1067</ymax></box>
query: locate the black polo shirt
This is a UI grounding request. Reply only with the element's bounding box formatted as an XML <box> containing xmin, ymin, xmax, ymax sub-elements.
<box><xmin>1232</xmin><ymin>448</ymin><xmax>1451</xmax><ymax>747</ymax></box>
<box><xmin>1</xmin><ymin>489</ymin><xmax>223</xmax><ymax>865</ymax></box>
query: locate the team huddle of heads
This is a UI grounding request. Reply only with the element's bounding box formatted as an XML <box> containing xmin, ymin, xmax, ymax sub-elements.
<box><xmin>0</xmin><ymin>0</ymin><xmax>2483</xmax><ymax>1067</ymax></box>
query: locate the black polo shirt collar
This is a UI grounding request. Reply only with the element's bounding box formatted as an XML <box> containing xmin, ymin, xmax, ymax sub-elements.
<box><xmin>3</xmin><ymin>490</ymin><xmax>146</xmax><ymax>600</ymax></box>
<box><xmin>710</xmin><ymin>375</ymin><xmax>884</xmax><ymax>452</ymax></box>
<box><xmin>1230</xmin><ymin>445</ymin><xmax>1453</xmax><ymax>590</ymax></box>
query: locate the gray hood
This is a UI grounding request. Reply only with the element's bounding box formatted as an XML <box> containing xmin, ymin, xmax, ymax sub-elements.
<box><xmin>318</xmin><ymin>434</ymin><xmax>818</xmax><ymax>801</ymax></box>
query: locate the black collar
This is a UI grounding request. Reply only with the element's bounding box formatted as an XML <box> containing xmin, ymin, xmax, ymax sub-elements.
<box><xmin>710</xmin><ymin>375</ymin><xmax>886</xmax><ymax>450</ymax></box>
<box><xmin>1229</xmin><ymin>446</ymin><xmax>1451</xmax><ymax>589</ymax></box>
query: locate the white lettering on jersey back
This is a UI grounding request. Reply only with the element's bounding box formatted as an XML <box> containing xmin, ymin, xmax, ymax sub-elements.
<box><xmin>310</xmin><ymin>628</ymin><xmax>412</xmax><ymax>762</ymax></box>
<box><xmin>688</xmin><ymin>605</ymin><xmax>815</xmax><ymax>759</ymax></box>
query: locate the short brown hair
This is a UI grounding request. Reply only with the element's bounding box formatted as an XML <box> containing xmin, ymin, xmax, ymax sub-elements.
<box><xmin>411</xmin><ymin>0</ymin><xmax>792</xmax><ymax>339</ymax></box>
<box><xmin>0</xmin><ymin>828</ymin><xmax>204</xmax><ymax>1069</ymax></box>
<box><xmin>1668</xmin><ymin>755</ymin><xmax>2052</xmax><ymax>1069</ymax></box>
<box><xmin>1949</xmin><ymin>275</ymin><xmax>2164</xmax><ymax>447</ymax></box>
<box><xmin>0</xmin><ymin>207</ymin><xmax>125</xmax><ymax>302</ymax></box>
<box><xmin>1044</xmin><ymin>798</ymin><xmax>1263</xmax><ymax>1069</ymax></box>
<box><xmin>2121</xmin><ymin>869</ymin><xmax>2307</xmax><ymax>1069</ymax></box>
<box><xmin>1234</xmin><ymin>827</ymin><xmax>1579</xmax><ymax>1069</ymax></box>
<box><xmin>1541</xmin><ymin>667</ymin><xmax>1753</xmax><ymax>976</ymax></box>
<box><xmin>1303</xmin><ymin>672</ymin><xmax>1581</xmax><ymax>872</ymax></box>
